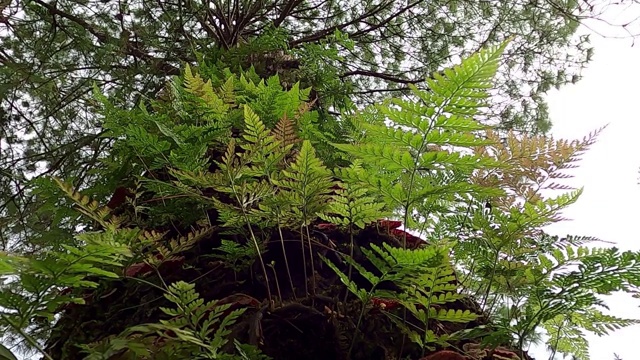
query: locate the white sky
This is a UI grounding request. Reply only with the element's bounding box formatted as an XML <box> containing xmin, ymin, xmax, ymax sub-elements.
<box><xmin>532</xmin><ymin>7</ymin><xmax>640</xmax><ymax>360</ymax></box>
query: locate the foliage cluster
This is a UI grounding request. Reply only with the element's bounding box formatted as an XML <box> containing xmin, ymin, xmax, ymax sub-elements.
<box><xmin>0</xmin><ymin>40</ymin><xmax>639</xmax><ymax>360</ymax></box>
<box><xmin>3</xmin><ymin>0</ymin><xmax>636</xmax><ymax>261</ymax></box>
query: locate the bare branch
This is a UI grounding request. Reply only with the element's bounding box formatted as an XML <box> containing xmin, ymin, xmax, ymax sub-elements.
<box><xmin>340</xmin><ymin>69</ymin><xmax>423</xmax><ymax>84</ymax></box>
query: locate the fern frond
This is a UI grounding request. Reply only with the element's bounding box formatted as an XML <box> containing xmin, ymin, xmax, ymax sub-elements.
<box><xmin>218</xmin><ymin>76</ymin><xmax>236</xmax><ymax>106</ymax></box>
<box><xmin>321</xmin><ymin>162</ymin><xmax>389</xmax><ymax>228</ymax></box>
<box><xmin>54</xmin><ymin>178</ymin><xmax>117</xmax><ymax>230</ymax></box>
<box><xmin>272</xmin><ymin>114</ymin><xmax>300</xmax><ymax>147</ymax></box>
<box><xmin>319</xmin><ymin>255</ymin><xmax>370</xmax><ymax>302</ymax></box>
<box><xmin>275</xmin><ymin>140</ymin><xmax>334</xmax><ymax>226</ymax></box>
<box><xmin>471</xmin><ymin>128</ymin><xmax>602</xmax><ymax>212</ymax></box>
<box><xmin>542</xmin><ymin>316</ymin><xmax>591</xmax><ymax>360</ymax></box>
<box><xmin>333</xmin><ymin>142</ymin><xmax>415</xmax><ymax>172</ymax></box>
<box><xmin>413</xmin><ymin>40</ymin><xmax>509</xmax><ymax>117</ymax></box>
<box><xmin>242</xmin><ymin>105</ymin><xmax>271</xmax><ymax>146</ymax></box>
<box><xmin>90</xmin><ymin>281</ymin><xmax>268</xmax><ymax>359</ymax></box>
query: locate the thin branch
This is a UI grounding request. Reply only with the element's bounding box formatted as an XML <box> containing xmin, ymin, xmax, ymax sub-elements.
<box><xmin>31</xmin><ymin>0</ymin><xmax>180</xmax><ymax>75</ymax></box>
<box><xmin>340</xmin><ymin>69</ymin><xmax>423</xmax><ymax>84</ymax></box>
<box><xmin>288</xmin><ymin>0</ymin><xmax>395</xmax><ymax>47</ymax></box>
<box><xmin>353</xmin><ymin>87</ymin><xmax>412</xmax><ymax>95</ymax></box>
<box><xmin>350</xmin><ymin>0</ymin><xmax>424</xmax><ymax>38</ymax></box>
<box><xmin>273</xmin><ymin>0</ymin><xmax>304</xmax><ymax>27</ymax></box>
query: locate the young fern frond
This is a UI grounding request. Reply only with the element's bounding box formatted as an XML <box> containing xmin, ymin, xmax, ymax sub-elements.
<box><xmin>471</xmin><ymin>128</ymin><xmax>602</xmax><ymax>210</ymax></box>
<box><xmin>272</xmin><ymin>113</ymin><xmax>300</xmax><ymax>148</ymax></box>
<box><xmin>183</xmin><ymin>63</ymin><xmax>208</xmax><ymax>96</ymax></box>
<box><xmin>184</xmin><ymin>64</ymin><xmax>228</xmax><ymax>114</ymax></box>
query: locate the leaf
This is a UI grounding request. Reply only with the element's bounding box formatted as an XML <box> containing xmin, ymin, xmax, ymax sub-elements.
<box><xmin>154</xmin><ymin>120</ymin><xmax>185</xmax><ymax>146</ymax></box>
<box><xmin>0</xmin><ymin>344</ymin><xmax>17</xmax><ymax>360</ymax></box>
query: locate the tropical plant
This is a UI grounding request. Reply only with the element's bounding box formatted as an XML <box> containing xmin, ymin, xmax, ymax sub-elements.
<box><xmin>2</xmin><ymin>0</ymin><xmax>637</xmax><ymax>258</ymax></box>
<box><xmin>79</xmin><ymin>281</ymin><xmax>270</xmax><ymax>360</ymax></box>
<box><xmin>1</xmin><ymin>37</ymin><xmax>639</xmax><ymax>360</ymax></box>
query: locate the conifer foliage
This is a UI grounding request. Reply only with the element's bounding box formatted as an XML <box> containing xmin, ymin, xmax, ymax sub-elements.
<box><xmin>1</xmin><ymin>41</ymin><xmax>639</xmax><ymax>360</ymax></box>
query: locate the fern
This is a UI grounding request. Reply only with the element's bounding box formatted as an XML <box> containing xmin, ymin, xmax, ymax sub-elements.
<box><xmin>323</xmin><ymin>241</ymin><xmax>476</xmax><ymax>353</ymax></box>
<box><xmin>80</xmin><ymin>281</ymin><xmax>270</xmax><ymax>359</ymax></box>
<box><xmin>54</xmin><ymin>178</ymin><xmax>118</xmax><ymax>230</ymax></box>
<box><xmin>481</xmin><ymin>245</ymin><xmax>640</xmax><ymax>359</ymax></box>
<box><xmin>208</xmin><ymin>239</ymin><xmax>261</xmax><ymax>278</ymax></box>
<box><xmin>334</xmin><ymin>42</ymin><xmax>509</xmax><ymax>241</ymax></box>
<box><xmin>184</xmin><ymin>64</ymin><xmax>230</xmax><ymax>116</ymax></box>
<box><xmin>274</xmin><ymin>140</ymin><xmax>334</xmax><ymax>226</ymax></box>
<box><xmin>7</xmin><ymin>45</ymin><xmax>637</xmax><ymax>360</ymax></box>
<box><xmin>143</xmin><ymin>227</ymin><xmax>212</xmax><ymax>269</ymax></box>
<box><xmin>271</xmin><ymin>139</ymin><xmax>334</xmax><ymax>296</ymax></box>
<box><xmin>471</xmin><ymin>128</ymin><xmax>602</xmax><ymax>210</ymax></box>
<box><xmin>0</xmin><ymin>223</ymin><xmax>134</xmax><ymax>358</ymax></box>
<box><xmin>319</xmin><ymin>161</ymin><xmax>390</xmax><ymax>292</ymax></box>
<box><xmin>272</xmin><ymin>113</ymin><xmax>301</xmax><ymax>148</ymax></box>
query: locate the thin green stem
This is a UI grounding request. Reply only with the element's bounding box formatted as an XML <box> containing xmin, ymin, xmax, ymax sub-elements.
<box><xmin>0</xmin><ymin>313</ymin><xmax>54</xmax><ymax>360</ymax></box>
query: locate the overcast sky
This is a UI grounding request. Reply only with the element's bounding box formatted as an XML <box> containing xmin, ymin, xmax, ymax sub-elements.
<box><xmin>532</xmin><ymin>6</ymin><xmax>640</xmax><ymax>360</ymax></box>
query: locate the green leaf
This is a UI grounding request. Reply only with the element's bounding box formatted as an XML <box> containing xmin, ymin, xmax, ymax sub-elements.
<box><xmin>154</xmin><ymin>120</ymin><xmax>185</xmax><ymax>146</ymax></box>
<box><xmin>0</xmin><ymin>343</ymin><xmax>18</xmax><ymax>360</ymax></box>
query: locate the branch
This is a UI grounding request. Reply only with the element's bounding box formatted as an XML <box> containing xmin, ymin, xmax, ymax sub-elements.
<box><xmin>350</xmin><ymin>0</ymin><xmax>424</xmax><ymax>38</ymax></box>
<box><xmin>340</xmin><ymin>70</ymin><xmax>423</xmax><ymax>84</ymax></box>
<box><xmin>353</xmin><ymin>87</ymin><xmax>412</xmax><ymax>95</ymax></box>
<box><xmin>288</xmin><ymin>0</ymin><xmax>394</xmax><ymax>47</ymax></box>
<box><xmin>31</xmin><ymin>0</ymin><xmax>180</xmax><ymax>75</ymax></box>
<box><xmin>273</xmin><ymin>0</ymin><xmax>304</xmax><ymax>27</ymax></box>
<box><xmin>234</xmin><ymin>0</ymin><xmax>265</xmax><ymax>43</ymax></box>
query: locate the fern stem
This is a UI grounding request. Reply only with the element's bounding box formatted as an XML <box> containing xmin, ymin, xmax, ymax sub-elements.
<box><xmin>343</xmin><ymin>223</ymin><xmax>354</xmax><ymax>305</ymax></box>
<box><xmin>452</xmin><ymin>199</ymin><xmax>474</xmax><ymax>271</ymax></box>
<box><xmin>1</xmin><ymin>313</ymin><xmax>54</xmax><ymax>360</ymax></box>
<box><xmin>245</xmin><ymin>221</ymin><xmax>273</xmax><ymax>304</ymax></box>
<box><xmin>420</xmin><ymin>268</ymin><xmax>441</xmax><ymax>358</ymax></box>
<box><xmin>300</xmin><ymin>225</ymin><xmax>309</xmax><ymax>297</ymax></box>
<box><xmin>268</xmin><ymin>262</ymin><xmax>283</xmax><ymax>304</ymax></box>
<box><xmin>348</xmin><ymin>295</ymin><xmax>371</xmax><ymax>359</ymax></box>
<box><xmin>222</xmin><ymin>149</ymin><xmax>273</xmax><ymax>304</ymax></box>
<box><xmin>397</xmin><ymin>105</ymin><xmax>438</xmax><ymax>358</ymax></box>
<box><xmin>228</xmin><ymin>181</ymin><xmax>273</xmax><ymax>304</ymax></box>
<box><xmin>480</xmin><ymin>249</ymin><xmax>500</xmax><ymax>311</ymax></box>
<box><xmin>398</xmin><ymin>206</ymin><xmax>412</xmax><ymax>358</ymax></box>
<box><xmin>276</xmin><ymin>220</ymin><xmax>297</xmax><ymax>300</ymax></box>
<box><xmin>304</xmin><ymin>224</ymin><xmax>318</xmax><ymax>299</ymax></box>
<box><xmin>547</xmin><ymin>317</ymin><xmax>567</xmax><ymax>360</ymax></box>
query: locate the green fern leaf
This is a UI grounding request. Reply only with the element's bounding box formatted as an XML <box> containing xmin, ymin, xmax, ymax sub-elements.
<box><xmin>275</xmin><ymin>140</ymin><xmax>333</xmax><ymax>226</ymax></box>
